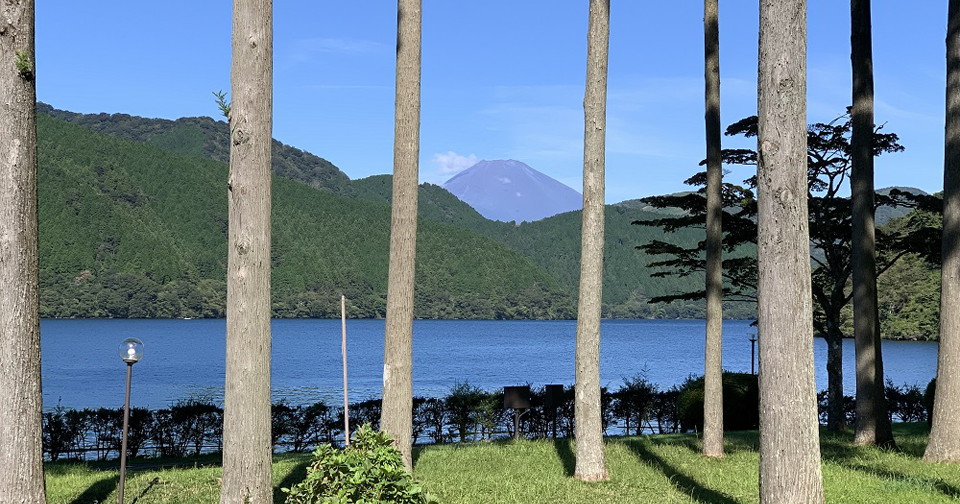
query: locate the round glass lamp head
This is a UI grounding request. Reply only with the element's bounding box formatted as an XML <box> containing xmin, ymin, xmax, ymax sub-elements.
<box><xmin>118</xmin><ymin>338</ymin><xmax>144</xmax><ymax>364</ymax></box>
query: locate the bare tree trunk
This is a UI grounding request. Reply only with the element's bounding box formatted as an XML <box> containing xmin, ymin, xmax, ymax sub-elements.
<box><xmin>825</xmin><ymin>326</ymin><xmax>846</xmax><ymax>431</ymax></box>
<box><xmin>702</xmin><ymin>0</ymin><xmax>725</xmax><ymax>459</ymax></box>
<box><xmin>220</xmin><ymin>0</ymin><xmax>273</xmax><ymax>502</ymax></box>
<box><xmin>0</xmin><ymin>2</ymin><xmax>46</xmax><ymax>502</ymax></box>
<box><xmin>381</xmin><ymin>0</ymin><xmax>422</xmax><ymax>472</ymax></box>
<box><xmin>574</xmin><ymin>0</ymin><xmax>610</xmax><ymax>483</ymax></box>
<box><xmin>850</xmin><ymin>0</ymin><xmax>894</xmax><ymax>448</ymax></box>
<box><xmin>757</xmin><ymin>1</ymin><xmax>825</xmax><ymax>502</ymax></box>
<box><xmin>925</xmin><ymin>0</ymin><xmax>960</xmax><ymax>462</ymax></box>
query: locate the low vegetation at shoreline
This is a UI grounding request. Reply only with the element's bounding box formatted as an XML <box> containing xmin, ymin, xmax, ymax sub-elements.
<box><xmin>46</xmin><ymin>424</ymin><xmax>960</xmax><ymax>504</ymax></box>
<box><xmin>43</xmin><ymin>376</ymin><xmax>935</xmax><ymax>464</ymax></box>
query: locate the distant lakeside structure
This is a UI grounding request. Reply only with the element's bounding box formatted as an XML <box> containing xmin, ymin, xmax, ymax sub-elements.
<box><xmin>443</xmin><ymin>159</ymin><xmax>583</xmax><ymax>223</ymax></box>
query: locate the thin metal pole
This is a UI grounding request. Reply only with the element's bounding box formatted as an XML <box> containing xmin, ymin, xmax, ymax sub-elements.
<box><xmin>341</xmin><ymin>294</ymin><xmax>350</xmax><ymax>445</ymax></box>
<box><xmin>118</xmin><ymin>362</ymin><xmax>133</xmax><ymax>504</ymax></box>
<box><xmin>750</xmin><ymin>336</ymin><xmax>758</xmax><ymax>375</ymax></box>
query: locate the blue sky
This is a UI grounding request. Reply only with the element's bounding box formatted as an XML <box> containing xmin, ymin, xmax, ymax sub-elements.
<box><xmin>37</xmin><ymin>1</ymin><xmax>946</xmax><ymax>203</ymax></box>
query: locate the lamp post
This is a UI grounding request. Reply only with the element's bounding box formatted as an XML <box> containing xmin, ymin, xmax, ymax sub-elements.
<box><xmin>749</xmin><ymin>334</ymin><xmax>758</xmax><ymax>375</ymax></box>
<box><xmin>117</xmin><ymin>338</ymin><xmax>143</xmax><ymax>504</ymax></box>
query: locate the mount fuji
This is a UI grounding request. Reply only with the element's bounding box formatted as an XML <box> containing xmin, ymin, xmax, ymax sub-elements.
<box><xmin>442</xmin><ymin>160</ymin><xmax>582</xmax><ymax>223</ymax></box>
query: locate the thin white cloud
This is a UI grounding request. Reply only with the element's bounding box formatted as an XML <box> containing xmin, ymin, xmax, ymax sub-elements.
<box><xmin>433</xmin><ymin>151</ymin><xmax>479</xmax><ymax>174</ymax></box>
<box><xmin>300</xmin><ymin>84</ymin><xmax>389</xmax><ymax>91</ymax></box>
<box><xmin>282</xmin><ymin>37</ymin><xmax>387</xmax><ymax>68</ymax></box>
<box><xmin>296</xmin><ymin>37</ymin><xmax>384</xmax><ymax>55</ymax></box>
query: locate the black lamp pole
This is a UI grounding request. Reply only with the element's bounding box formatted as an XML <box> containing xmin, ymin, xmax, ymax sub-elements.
<box><xmin>116</xmin><ymin>337</ymin><xmax>142</xmax><ymax>504</ymax></box>
<box><xmin>118</xmin><ymin>361</ymin><xmax>134</xmax><ymax>504</ymax></box>
<box><xmin>749</xmin><ymin>335</ymin><xmax>758</xmax><ymax>375</ymax></box>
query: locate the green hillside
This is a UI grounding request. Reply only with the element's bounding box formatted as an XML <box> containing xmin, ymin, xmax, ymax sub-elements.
<box><xmin>344</xmin><ymin>173</ymin><xmax>738</xmax><ymax>318</ymax></box>
<box><xmin>37</xmin><ymin>104</ymin><xmax>757</xmax><ymax>320</ymax></box>
<box><xmin>37</xmin><ymin>103</ymin><xmax>352</xmax><ymax>194</ymax></box>
<box><xmin>36</xmin><ymin>113</ymin><xmax>571</xmax><ymax>319</ymax></box>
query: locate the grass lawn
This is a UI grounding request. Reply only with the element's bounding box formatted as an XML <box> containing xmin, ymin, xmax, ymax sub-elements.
<box><xmin>47</xmin><ymin>424</ymin><xmax>960</xmax><ymax>504</ymax></box>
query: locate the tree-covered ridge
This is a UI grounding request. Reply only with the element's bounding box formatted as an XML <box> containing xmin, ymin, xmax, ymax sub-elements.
<box><xmin>346</xmin><ymin>173</ymin><xmax>748</xmax><ymax>318</ymax></box>
<box><xmin>36</xmin><ymin>113</ymin><xmax>570</xmax><ymax>319</ymax></box>
<box><xmin>37</xmin><ymin>103</ymin><xmax>352</xmax><ymax>194</ymax></box>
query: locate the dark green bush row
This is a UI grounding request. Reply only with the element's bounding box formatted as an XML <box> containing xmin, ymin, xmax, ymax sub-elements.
<box><xmin>42</xmin><ymin>378</ymin><xmax>685</xmax><ymax>461</ymax></box>
<box><xmin>43</xmin><ymin>401</ymin><xmax>223</xmax><ymax>461</ymax></box>
<box><xmin>815</xmin><ymin>380</ymin><xmax>932</xmax><ymax>426</ymax></box>
<box><xmin>47</xmin><ymin>375</ymin><xmax>929</xmax><ymax>461</ymax></box>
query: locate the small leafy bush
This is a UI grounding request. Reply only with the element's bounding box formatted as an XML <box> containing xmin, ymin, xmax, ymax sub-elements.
<box><xmin>283</xmin><ymin>424</ymin><xmax>432</xmax><ymax>504</ymax></box>
<box><xmin>677</xmin><ymin>372</ymin><xmax>759</xmax><ymax>432</ymax></box>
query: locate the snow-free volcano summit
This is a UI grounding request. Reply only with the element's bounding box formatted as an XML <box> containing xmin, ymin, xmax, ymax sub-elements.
<box><xmin>442</xmin><ymin>160</ymin><xmax>582</xmax><ymax>223</ymax></box>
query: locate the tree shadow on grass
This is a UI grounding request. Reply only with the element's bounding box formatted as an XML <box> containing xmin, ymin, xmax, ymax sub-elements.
<box><xmin>413</xmin><ymin>445</ymin><xmax>426</xmax><ymax>468</ymax></box>
<box><xmin>552</xmin><ymin>438</ymin><xmax>575</xmax><ymax>477</ymax></box>
<box><xmin>68</xmin><ymin>474</ymin><xmax>118</xmax><ymax>504</ymax></box>
<box><xmin>626</xmin><ymin>440</ymin><xmax>741</xmax><ymax>504</ymax></box>
<box><xmin>819</xmin><ymin>430</ymin><xmax>960</xmax><ymax>500</ymax></box>
<box><xmin>637</xmin><ymin>430</ymin><xmax>759</xmax><ymax>457</ymax></box>
<box><xmin>841</xmin><ymin>462</ymin><xmax>960</xmax><ymax>499</ymax></box>
<box><xmin>273</xmin><ymin>460</ymin><xmax>311</xmax><ymax>504</ymax></box>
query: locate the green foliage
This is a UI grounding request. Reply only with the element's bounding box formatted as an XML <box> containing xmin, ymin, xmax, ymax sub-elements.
<box><xmin>38</xmin><ymin>103</ymin><xmax>352</xmax><ymax>194</ymax></box>
<box><xmin>211</xmin><ymin>90</ymin><xmax>230</xmax><ymax>118</ymax></box>
<box><xmin>611</xmin><ymin>375</ymin><xmax>658</xmax><ymax>436</ymax></box>
<box><xmin>874</xmin><ymin>253</ymin><xmax>939</xmax><ymax>340</ymax></box>
<box><xmin>635</xmin><ymin>113</ymin><xmax>941</xmax><ymax>337</ymax></box>
<box><xmin>16</xmin><ymin>49</ymin><xmax>33</xmax><ymax>79</ymax></box>
<box><xmin>677</xmin><ymin>372</ymin><xmax>758</xmax><ymax>432</ymax></box>
<box><xmin>444</xmin><ymin>381</ymin><xmax>488</xmax><ymax>443</ymax></box>
<box><xmin>282</xmin><ymin>424</ymin><xmax>432</xmax><ymax>504</ymax></box>
<box><xmin>344</xmin><ymin>174</ymin><xmax>746</xmax><ymax>318</ymax></box>
<box><xmin>34</xmin><ymin>111</ymin><xmax>570</xmax><ymax>319</ymax></box>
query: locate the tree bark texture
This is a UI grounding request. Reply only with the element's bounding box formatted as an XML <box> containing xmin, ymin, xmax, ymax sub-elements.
<box><xmin>220</xmin><ymin>0</ymin><xmax>273</xmax><ymax>502</ymax></box>
<box><xmin>574</xmin><ymin>0</ymin><xmax>610</xmax><ymax>483</ymax></box>
<box><xmin>850</xmin><ymin>0</ymin><xmax>894</xmax><ymax>448</ymax></box>
<box><xmin>702</xmin><ymin>0</ymin><xmax>725</xmax><ymax>459</ymax></box>
<box><xmin>925</xmin><ymin>0</ymin><xmax>960</xmax><ymax>462</ymax></box>
<box><xmin>381</xmin><ymin>0</ymin><xmax>421</xmax><ymax>472</ymax></box>
<box><xmin>0</xmin><ymin>1</ymin><xmax>46</xmax><ymax>502</ymax></box>
<box><xmin>757</xmin><ymin>1</ymin><xmax>825</xmax><ymax>502</ymax></box>
<box><xmin>825</xmin><ymin>328</ymin><xmax>845</xmax><ymax>431</ymax></box>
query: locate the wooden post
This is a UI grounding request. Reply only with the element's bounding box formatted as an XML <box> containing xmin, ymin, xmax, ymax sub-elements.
<box><xmin>342</xmin><ymin>295</ymin><xmax>350</xmax><ymax>445</ymax></box>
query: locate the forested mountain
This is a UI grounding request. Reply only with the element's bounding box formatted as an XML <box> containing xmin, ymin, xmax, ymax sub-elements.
<box><xmin>326</xmin><ymin>173</ymin><xmax>750</xmax><ymax>318</ymax></box>
<box><xmin>35</xmin><ymin>104</ymin><xmax>942</xmax><ymax>331</ymax></box>
<box><xmin>37</xmin><ymin>113</ymin><xmax>571</xmax><ymax>319</ymax></box>
<box><xmin>33</xmin><ymin>105</ymin><xmax>770</xmax><ymax>321</ymax></box>
<box><xmin>37</xmin><ymin>103</ymin><xmax>352</xmax><ymax>194</ymax></box>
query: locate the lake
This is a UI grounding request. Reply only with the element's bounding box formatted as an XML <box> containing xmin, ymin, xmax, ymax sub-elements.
<box><xmin>40</xmin><ymin>318</ymin><xmax>939</xmax><ymax>411</ymax></box>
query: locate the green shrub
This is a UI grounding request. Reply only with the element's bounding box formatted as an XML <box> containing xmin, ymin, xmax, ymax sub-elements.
<box><xmin>282</xmin><ymin>424</ymin><xmax>433</xmax><ymax>504</ymax></box>
<box><xmin>925</xmin><ymin>378</ymin><xmax>936</xmax><ymax>427</ymax></box>
<box><xmin>677</xmin><ymin>372</ymin><xmax>759</xmax><ymax>432</ymax></box>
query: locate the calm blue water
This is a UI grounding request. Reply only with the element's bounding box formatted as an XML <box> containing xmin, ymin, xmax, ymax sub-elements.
<box><xmin>40</xmin><ymin>319</ymin><xmax>939</xmax><ymax>411</ymax></box>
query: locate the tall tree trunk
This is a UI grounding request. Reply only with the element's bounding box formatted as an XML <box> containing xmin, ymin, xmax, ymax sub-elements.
<box><xmin>574</xmin><ymin>0</ymin><xmax>610</xmax><ymax>483</ymax></box>
<box><xmin>381</xmin><ymin>0</ymin><xmax>422</xmax><ymax>472</ymax></box>
<box><xmin>757</xmin><ymin>1</ymin><xmax>825</xmax><ymax>502</ymax></box>
<box><xmin>850</xmin><ymin>0</ymin><xmax>894</xmax><ymax>448</ymax></box>
<box><xmin>925</xmin><ymin>0</ymin><xmax>960</xmax><ymax>462</ymax></box>
<box><xmin>0</xmin><ymin>2</ymin><xmax>46</xmax><ymax>502</ymax></box>
<box><xmin>220</xmin><ymin>0</ymin><xmax>273</xmax><ymax>502</ymax></box>
<box><xmin>702</xmin><ymin>0</ymin><xmax>725</xmax><ymax>459</ymax></box>
<box><xmin>824</xmin><ymin>324</ymin><xmax>846</xmax><ymax>431</ymax></box>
